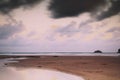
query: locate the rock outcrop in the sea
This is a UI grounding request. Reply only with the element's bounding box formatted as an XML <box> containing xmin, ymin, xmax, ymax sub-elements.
<box><xmin>117</xmin><ymin>49</ymin><xmax>120</xmax><ymax>53</ymax></box>
<box><xmin>94</xmin><ymin>50</ymin><xmax>102</xmax><ymax>53</ymax></box>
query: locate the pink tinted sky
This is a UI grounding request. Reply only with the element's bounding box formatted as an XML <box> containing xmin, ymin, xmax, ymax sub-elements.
<box><xmin>0</xmin><ymin>0</ymin><xmax>120</xmax><ymax>52</ymax></box>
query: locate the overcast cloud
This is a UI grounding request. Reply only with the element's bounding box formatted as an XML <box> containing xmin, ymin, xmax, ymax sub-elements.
<box><xmin>0</xmin><ymin>0</ymin><xmax>120</xmax><ymax>52</ymax></box>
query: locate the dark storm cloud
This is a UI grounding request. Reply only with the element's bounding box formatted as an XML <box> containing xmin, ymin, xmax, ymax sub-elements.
<box><xmin>0</xmin><ymin>22</ymin><xmax>23</xmax><ymax>39</ymax></box>
<box><xmin>49</xmin><ymin>0</ymin><xmax>106</xmax><ymax>18</ymax></box>
<box><xmin>97</xmin><ymin>0</ymin><xmax>120</xmax><ymax>20</ymax></box>
<box><xmin>0</xmin><ymin>0</ymin><xmax>43</xmax><ymax>14</ymax></box>
<box><xmin>49</xmin><ymin>0</ymin><xmax>120</xmax><ymax>20</ymax></box>
<box><xmin>0</xmin><ymin>0</ymin><xmax>119</xmax><ymax>20</ymax></box>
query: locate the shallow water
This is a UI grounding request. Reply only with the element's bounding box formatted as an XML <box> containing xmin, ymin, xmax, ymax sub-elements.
<box><xmin>0</xmin><ymin>58</ymin><xmax>85</xmax><ymax>80</ymax></box>
<box><xmin>0</xmin><ymin>57</ymin><xmax>27</xmax><ymax>67</ymax></box>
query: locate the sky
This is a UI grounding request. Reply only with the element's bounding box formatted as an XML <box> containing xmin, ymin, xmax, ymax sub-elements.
<box><xmin>0</xmin><ymin>0</ymin><xmax>120</xmax><ymax>52</ymax></box>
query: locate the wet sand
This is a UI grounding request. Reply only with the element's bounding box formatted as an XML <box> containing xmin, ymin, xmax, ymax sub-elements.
<box><xmin>0</xmin><ymin>56</ymin><xmax>120</xmax><ymax>80</ymax></box>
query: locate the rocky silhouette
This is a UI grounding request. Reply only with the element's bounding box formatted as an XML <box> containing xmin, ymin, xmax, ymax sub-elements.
<box><xmin>94</xmin><ymin>50</ymin><xmax>102</xmax><ymax>53</ymax></box>
<box><xmin>117</xmin><ymin>49</ymin><xmax>120</xmax><ymax>53</ymax></box>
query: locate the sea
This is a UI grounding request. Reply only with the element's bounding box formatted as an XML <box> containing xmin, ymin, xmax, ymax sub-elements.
<box><xmin>0</xmin><ymin>52</ymin><xmax>120</xmax><ymax>56</ymax></box>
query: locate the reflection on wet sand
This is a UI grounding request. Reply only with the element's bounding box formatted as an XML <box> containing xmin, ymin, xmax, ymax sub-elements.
<box><xmin>0</xmin><ymin>58</ymin><xmax>84</xmax><ymax>80</ymax></box>
<box><xmin>0</xmin><ymin>67</ymin><xmax>84</xmax><ymax>80</ymax></box>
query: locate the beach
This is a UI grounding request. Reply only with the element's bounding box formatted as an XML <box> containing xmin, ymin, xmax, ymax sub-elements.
<box><xmin>0</xmin><ymin>55</ymin><xmax>120</xmax><ymax>80</ymax></box>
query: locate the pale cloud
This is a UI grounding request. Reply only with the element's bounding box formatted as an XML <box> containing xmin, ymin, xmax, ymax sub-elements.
<box><xmin>0</xmin><ymin>15</ymin><xmax>8</xmax><ymax>24</ymax></box>
<box><xmin>55</xmin><ymin>21</ymin><xmax>78</xmax><ymax>37</ymax></box>
<box><xmin>0</xmin><ymin>22</ymin><xmax>23</xmax><ymax>39</ymax></box>
<box><xmin>48</xmin><ymin>14</ymin><xmax>120</xmax><ymax>43</ymax></box>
